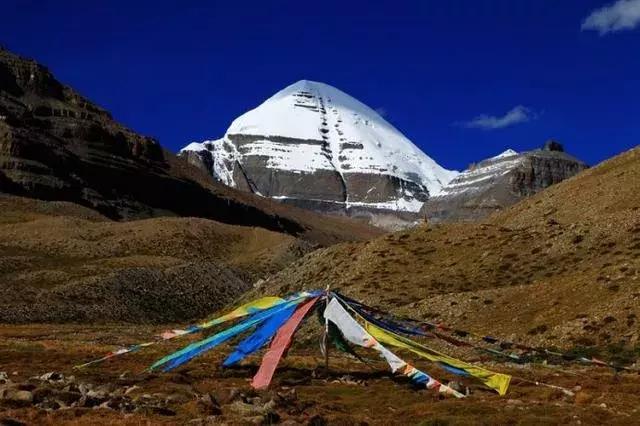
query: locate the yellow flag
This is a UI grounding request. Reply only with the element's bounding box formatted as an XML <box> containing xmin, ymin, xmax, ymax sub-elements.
<box><xmin>199</xmin><ymin>296</ymin><xmax>285</xmax><ymax>328</ymax></box>
<box><xmin>366</xmin><ymin>322</ymin><xmax>511</xmax><ymax>396</ymax></box>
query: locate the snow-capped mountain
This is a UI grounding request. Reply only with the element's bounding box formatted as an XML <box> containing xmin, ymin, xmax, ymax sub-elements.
<box><xmin>421</xmin><ymin>140</ymin><xmax>588</xmax><ymax>222</ymax></box>
<box><xmin>181</xmin><ymin>80</ymin><xmax>457</xmax><ymax>227</ymax></box>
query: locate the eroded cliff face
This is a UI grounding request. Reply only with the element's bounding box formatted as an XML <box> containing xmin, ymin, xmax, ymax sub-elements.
<box><xmin>0</xmin><ymin>48</ymin><xmax>332</xmax><ymax>240</ymax></box>
<box><xmin>421</xmin><ymin>141</ymin><xmax>588</xmax><ymax>222</ymax></box>
<box><xmin>0</xmin><ymin>47</ymin><xmax>181</xmax><ymax>218</ymax></box>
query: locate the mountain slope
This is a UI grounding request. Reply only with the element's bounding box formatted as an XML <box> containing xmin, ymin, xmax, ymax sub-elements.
<box><xmin>422</xmin><ymin>141</ymin><xmax>588</xmax><ymax>222</ymax></box>
<box><xmin>0</xmin><ymin>193</ymin><xmax>312</xmax><ymax>323</ymax></box>
<box><xmin>254</xmin><ymin>146</ymin><xmax>640</xmax><ymax>348</ymax></box>
<box><xmin>493</xmin><ymin>145</ymin><xmax>638</xmax><ymax>228</ymax></box>
<box><xmin>181</xmin><ymin>80</ymin><xmax>458</xmax><ymax>228</ymax></box>
<box><xmin>0</xmin><ymin>47</ymin><xmax>380</xmax><ymax>246</ymax></box>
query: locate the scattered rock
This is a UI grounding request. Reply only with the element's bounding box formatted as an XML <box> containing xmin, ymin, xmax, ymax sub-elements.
<box><xmin>275</xmin><ymin>388</ymin><xmax>298</xmax><ymax>407</ymax></box>
<box><xmin>39</xmin><ymin>372</ymin><xmax>65</xmax><ymax>383</ymax></box>
<box><xmin>83</xmin><ymin>389</ymin><xmax>109</xmax><ymax>406</ymax></box>
<box><xmin>31</xmin><ymin>387</ymin><xmax>55</xmax><ymax>403</ymax></box>
<box><xmin>0</xmin><ymin>371</ymin><xmax>242</xmax><ymax>419</ymax></box>
<box><xmin>76</xmin><ymin>383</ymin><xmax>88</xmax><ymax>394</ymax></box>
<box><xmin>216</xmin><ymin>387</ymin><xmax>243</xmax><ymax>405</ymax></box>
<box><xmin>187</xmin><ymin>416</ymin><xmax>223</xmax><ymax>426</ymax></box>
<box><xmin>228</xmin><ymin>399</ymin><xmax>277</xmax><ymax>418</ymax></box>
<box><xmin>55</xmin><ymin>390</ymin><xmax>82</xmax><ymax>406</ymax></box>
<box><xmin>245</xmin><ymin>415</ymin><xmax>265</xmax><ymax>425</ymax></box>
<box><xmin>4</xmin><ymin>390</ymin><xmax>33</xmax><ymax>406</ymax></box>
<box><xmin>0</xmin><ymin>418</ymin><xmax>26</xmax><ymax>426</ymax></box>
<box><xmin>264</xmin><ymin>411</ymin><xmax>281</xmax><ymax>424</ymax></box>
<box><xmin>166</xmin><ymin>391</ymin><xmax>193</xmax><ymax>404</ymax></box>
<box><xmin>197</xmin><ymin>393</ymin><xmax>222</xmax><ymax>416</ymax></box>
<box><xmin>124</xmin><ymin>385</ymin><xmax>140</xmax><ymax>395</ymax></box>
<box><xmin>330</xmin><ymin>375</ymin><xmax>366</xmax><ymax>386</ymax></box>
<box><xmin>575</xmin><ymin>392</ymin><xmax>594</xmax><ymax>405</ymax></box>
<box><xmin>308</xmin><ymin>415</ymin><xmax>328</xmax><ymax>426</ymax></box>
<box><xmin>446</xmin><ymin>381</ymin><xmax>465</xmax><ymax>393</ymax></box>
<box><xmin>39</xmin><ymin>399</ymin><xmax>62</xmax><ymax>410</ymax></box>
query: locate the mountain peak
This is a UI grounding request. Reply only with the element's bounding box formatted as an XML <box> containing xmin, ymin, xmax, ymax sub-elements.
<box><xmin>492</xmin><ymin>149</ymin><xmax>519</xmax><ymax>160</ymax></box>
<box><xmin>181</xmin><ymin>81</ymin><xmax>458</xmax><ymax>228</ymax></box>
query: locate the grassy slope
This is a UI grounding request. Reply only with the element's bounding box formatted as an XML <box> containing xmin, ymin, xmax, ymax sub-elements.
<box><xmin>0</xmin><ymin>194</ymin><xmax>316</xmax><ymax>322</ymax></box>
<box><xmin>0</xmin><ymin>193</ymin><xmax>309</xmax><ymax>284</ymax></box>
<box><xmin>255</xmin><ymin>147</ymin><xmax>640</xmax><ymax>348</ymax></box>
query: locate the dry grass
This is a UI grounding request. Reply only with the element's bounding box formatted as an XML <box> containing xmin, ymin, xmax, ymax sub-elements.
<box><xmin>254</xmin><ymin>146</ymin><xmax>640</xmax><ymax>349</ymax></box>
<box><xmin>0</xmin><ymin>194</ymin><xmax>316</xmax><ymax>322</ymax></box>
<box><xmin>1</xmin><ymin>324</ymin><xmax>639</xmax><ymax>425</ymax></box>
<box><xmin>0</xmin><ymin>193</ymin><xmax>307</xmax><ymax>283</ymax></box>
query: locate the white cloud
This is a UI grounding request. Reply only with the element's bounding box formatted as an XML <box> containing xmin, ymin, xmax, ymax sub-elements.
<box><xmin>461</xmin><ymin>105</ymin><xmax>535</xmax><ymax>130</ymax></box>
<box><xmin>581</xmin><ymin>0</ymin><xmax>640</xmax><ymax>35</ymax></box>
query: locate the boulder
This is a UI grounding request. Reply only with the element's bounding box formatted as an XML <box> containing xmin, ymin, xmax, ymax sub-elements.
<box><xmin>3</xmin><ymin>389</ymin><xmax>33</xmax><ymax>406</ymax></box>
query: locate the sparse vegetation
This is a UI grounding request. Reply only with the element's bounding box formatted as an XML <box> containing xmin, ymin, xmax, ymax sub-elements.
<box><xmin>251</xmin><ymin>147</ymin><xmax>640</xmax><ymax>354</ymax></box>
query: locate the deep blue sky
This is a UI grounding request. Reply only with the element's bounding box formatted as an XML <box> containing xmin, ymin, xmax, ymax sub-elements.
<box><xmin>2</xmin><ymin>0</ymin><xmax>639</xmax><ymax>170</ymax></box>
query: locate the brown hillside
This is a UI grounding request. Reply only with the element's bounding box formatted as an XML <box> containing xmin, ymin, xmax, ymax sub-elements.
<box><xmin>0</xmin><ymin>194</ymin><xmax>313</xmax><ymax>323</ymax></box>
<box><xmin>256</xmin><ymin>146</ymin><xmax>640</xmax><ymax>349</ymax></box>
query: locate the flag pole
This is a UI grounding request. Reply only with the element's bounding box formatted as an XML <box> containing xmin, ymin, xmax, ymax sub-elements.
<box><xmin>323</xmin><ymin>285</ymin><xmax>331</xmax><ymax>376</ymax></box>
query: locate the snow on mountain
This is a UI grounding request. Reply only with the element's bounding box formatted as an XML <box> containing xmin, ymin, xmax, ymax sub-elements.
<box><xmin>182</xmin><ymin>139</ymin><xmax>238</xmax><ymax>187</ymax></box>
<box><xmin>491</xmin><ymin>149</ymin><xmax>519</xmax><ymax>159</ymax></box>
<box><xmin>180</xmin><ymin>80</ymin><xmax>458</xmax><ymax>225</ymax></box>
<box><xmin>223</xmin><ymin>80</ymin><xmax>456</xmax><ymax>193</ymax></box>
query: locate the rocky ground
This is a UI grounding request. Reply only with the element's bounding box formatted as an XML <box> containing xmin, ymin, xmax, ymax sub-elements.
<box><xmin>1</xmin><ymin>324</ymin><xmax>639</xmax><ymax>425</ymax></box>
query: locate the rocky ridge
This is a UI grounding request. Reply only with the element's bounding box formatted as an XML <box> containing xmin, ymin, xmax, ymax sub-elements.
<box><xmin>421</xmin><ymin>140</ymin><xmax>588</xmax><ymax>222</ymax></box>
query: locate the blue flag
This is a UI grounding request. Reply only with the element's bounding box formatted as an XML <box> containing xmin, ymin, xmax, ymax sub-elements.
<box><xmin>154</xmin><ymin>299</ymin><xmax>302</xmax><ymax>372</ymax></box>
<box><xmin>222</xmin><ymin>304</ymin><xmax>296</xmax><ymax>367</ymax></box>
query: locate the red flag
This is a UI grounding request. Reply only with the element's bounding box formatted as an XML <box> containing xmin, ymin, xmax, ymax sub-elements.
<box><xmin>251</xmin><ymin>297</ymin><xmax>319</xmax><ymax>389</ymax></box>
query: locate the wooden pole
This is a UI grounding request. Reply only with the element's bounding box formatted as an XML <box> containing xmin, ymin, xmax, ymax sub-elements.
<box><xmin>324</xmin><ymin>320</ymin><xmax>330</xmax><ymax>375</ymax></box>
